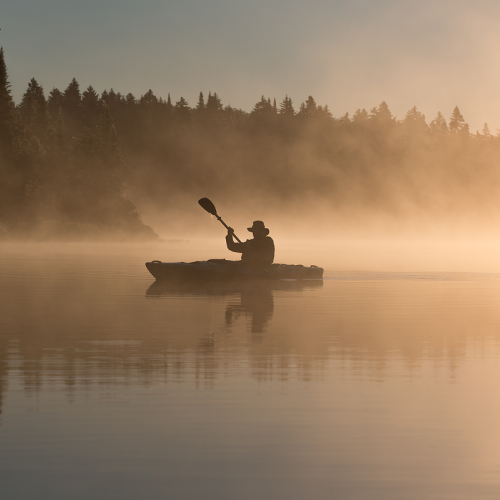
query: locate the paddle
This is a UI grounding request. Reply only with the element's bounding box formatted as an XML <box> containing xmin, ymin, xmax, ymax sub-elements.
<box><xmin>198</xmin><ymin>198</ymin><xmax>242</xmax><ymax>243</ymax></box>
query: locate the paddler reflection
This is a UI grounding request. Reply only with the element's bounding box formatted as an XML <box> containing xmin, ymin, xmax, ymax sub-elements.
<box><xmin>225</xmin><ymin>286</ymin><xmax>274</xmax><ymax>339</ymax></box>
<box><xmin>146</xmin><ymin>281</ymin><xmax>275</xmax><ymax>339</ymax></box>
<box><xmin>146</xmin><ymin>280</ymin><xmax>322</xmax><ymax>344</ymax></box>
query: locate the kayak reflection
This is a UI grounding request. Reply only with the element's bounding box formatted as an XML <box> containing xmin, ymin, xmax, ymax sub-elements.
<box><xmin>146</xmin><ymin>279</ymin><xmax>323</xmax><ymax>339</ymax></box>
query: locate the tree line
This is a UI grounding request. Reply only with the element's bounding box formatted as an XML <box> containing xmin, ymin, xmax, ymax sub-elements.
<box><xmin>1</xmin><ymin>46</ymin><xmax>499</xmax><ymax>239</ymax></box>
<box><xmin>0</xmin><ymin>48</ymin><xmax>156</xmax><ymax>240</ymax></box>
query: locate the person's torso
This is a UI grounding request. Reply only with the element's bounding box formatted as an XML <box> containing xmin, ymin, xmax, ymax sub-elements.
<box><xmin>241</xmin><ymin>237</ymin><xmax>274</xmax><ymax>265</ymax></box>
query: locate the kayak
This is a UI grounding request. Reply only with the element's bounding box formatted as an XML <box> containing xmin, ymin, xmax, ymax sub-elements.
<box><xmin>145</xmin><ymin>259</ymin><xmax>324</xmax><ymax>281</ymax></box>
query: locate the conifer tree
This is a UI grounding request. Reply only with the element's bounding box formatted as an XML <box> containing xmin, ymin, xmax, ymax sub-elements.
<box><xmin>125</xmin><ymin>93</ymin><xmax>136</xmax><ymax>106</ymax></box>
<box><xmin>140</xmin><ymin>89</ymin><xmax>158</xmax><ymax>107</ymax></box>
<box><xmin>174</xmin><ymin>97</ymin><xmax>191</xmax><ymax>122</ymax></box>
<box><xmin>206</xmin><ymin>92</ymin><xmax>223</xmax><ymax>115</ymax></box>
<box><xmin>279</xmin><ymin>95</ymin><xmax>295</xmax><ymax>116</ymax></box>
<box><xmin>402</xmin><ymin>106</ymin><xmax>428</xmax><ymax>135</ymax></box>
<box><xmin>251</xmin><ymin>95</ymin><xmax>274</xmax><ymax>116</ymax></box>
<box><xmin>0</xmin><ymin>47</ymin><xmax>15</xmax><ymax>157</ymax></box>
<box><xmin>102</xmin><ymin>88</ymin><xmax>122</xmax><ymax>116</ymax></box>
<box><xmin>369</xmin><ymin>101</ymin><xmax>395</xmax><ymax>127</ymax></box>
<box><xmin>61</xmin><ymin>78</ymin><xmax>83</xmax><ymax>135</ymax></box>
<box><xmin>429</xmin><ymin>111</ymin><xmax>448</xmax><ymax>133</ymax></box>
<box><xmin>196</xmin><ymin>92</ymin><xmax>205</xmax><ymax>112</ymax></box>
<box><xmin>0</xmin><ymin>47</ymin><xmax>18</xmax><ymax>230</ymax></box>
<box><xmin>81</xmin><ymin>85</ymin><xmax>100</xmax><ymax>128</ymax></box>
<box><xmin>449</xmin><ymin>106</ymin><xmax>465</xmax><ymax>133</ymax></box>
<box><xmin>249</xmin><ymin>96</ymin><xmax>276</xmax><ymax>131</ymax></box>
<box><xmin>19</xmin><ymin>78</ymin><xmax>50</xmax><ymax>140</ymax></box>
<box><xmin>63</xmin><ymin>78</ymin><xmax>82</xmax><ymax>115</ymax></box>
<box><xmin>317</xmin><ymin>104</ymin><xmax>333</xmax><ymax>119</ymax></box>
<box><xmin>338</xmin><ymin>112</ymin><xmax>351</xmax><ymax>128</ymax></box>
<box><xmin>48</xmin><ymin>88</ymin><xmax>63</xmax><ymax>119</ymax></box>
<box><xmin>301</xmin><ymin>96</ymin><xmax>318</xmax><ymax>116</ymax></box>
<box><xmin>352</xmin><ymin>108</ymin><xmax>369</xmax><ymax>125</ymax></box>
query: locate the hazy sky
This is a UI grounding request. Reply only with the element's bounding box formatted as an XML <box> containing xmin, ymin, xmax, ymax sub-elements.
<box><xmin>3</xmin><ymin>0</ymin><xmax>500</xmax><ymax>131</ymax></box>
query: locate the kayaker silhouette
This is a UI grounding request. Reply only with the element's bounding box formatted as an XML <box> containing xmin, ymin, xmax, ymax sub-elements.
<box><xmin>226</xmin><ymin>221</ymin><xmax>275</xmax><ymax>267</ymax></box>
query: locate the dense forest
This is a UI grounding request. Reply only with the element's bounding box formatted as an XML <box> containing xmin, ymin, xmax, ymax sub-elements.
<box><xmin>0</xmin><ymin>48</ymin><xmax>157</xmax><ymax>240</ymax></box>
<box><xmin>1</xmin><ymin>46</ymin><xmax>500</xmax><ymax>240</ymax></box>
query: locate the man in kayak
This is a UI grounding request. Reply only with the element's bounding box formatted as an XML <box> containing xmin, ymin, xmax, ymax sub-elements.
<box><xmin>226</xmin><ymin>221</ymin><xmax>275</xmax><ymax>267</ymax></box>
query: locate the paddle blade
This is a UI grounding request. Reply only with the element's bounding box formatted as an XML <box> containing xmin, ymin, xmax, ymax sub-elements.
<box><xmin>198</xmin><ymin>198</ymin><xmax>218</xmax><ymax>216</ymax></box>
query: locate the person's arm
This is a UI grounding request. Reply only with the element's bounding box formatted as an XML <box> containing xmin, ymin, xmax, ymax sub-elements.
<box><xmin>226</xmin><ymin>227</ymin><xmax>245</xmax><ymax>253</ymax></box>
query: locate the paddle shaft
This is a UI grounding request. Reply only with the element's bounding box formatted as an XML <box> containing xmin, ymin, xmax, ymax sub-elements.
<box><xmin>216</xmin><ymin>215</ymin><xmax>242</xmax><ymax>243</ymax></box>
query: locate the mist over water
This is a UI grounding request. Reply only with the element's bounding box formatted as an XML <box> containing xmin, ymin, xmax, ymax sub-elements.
<box><xmin>2</xmin><ymin>242</ymin><xmax>500</xmax><ymax>500</ymax></box>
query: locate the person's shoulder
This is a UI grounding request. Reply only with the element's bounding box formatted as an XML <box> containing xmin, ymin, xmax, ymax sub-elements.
<box><xmin>265</xmin><ymin>236</ymin><xmax>274</xmax><ymax>244</ymax></box>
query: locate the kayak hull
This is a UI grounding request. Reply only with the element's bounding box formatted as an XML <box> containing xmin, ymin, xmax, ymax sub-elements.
<box><xmin>145</xmin><ymin>259</ymin><xmax>323</xmax><ymax>281</ymax></box>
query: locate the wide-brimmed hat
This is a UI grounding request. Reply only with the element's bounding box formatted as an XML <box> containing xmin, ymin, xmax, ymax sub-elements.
<box><xmin>247</xmin><ymin>220</ymin><xmax>269</xmax><ymax>235</ymax></box>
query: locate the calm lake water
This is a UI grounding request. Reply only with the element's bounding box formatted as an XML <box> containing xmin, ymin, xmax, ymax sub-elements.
<box><xmin>2</xmin><ymin>241</ymin><xmax>500</xmax><ymax>500</ymax></box>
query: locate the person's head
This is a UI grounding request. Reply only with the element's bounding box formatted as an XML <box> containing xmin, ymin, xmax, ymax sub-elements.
<box><xmin>247</xmin><ymin>221</ymin><xmax>269</xmax><ymax>237</ymax></box>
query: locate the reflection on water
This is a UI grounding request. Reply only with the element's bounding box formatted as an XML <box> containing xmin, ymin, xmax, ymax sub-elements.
<box><xmin>147</xmin><ymin>279</ymin><xmax>323</xmax><ymax>338</ymax></box>
<box><xmin>225</xmin><ymin>287</ymin><xmax>274</xmax><ymax>338</ymax></box>
<box><xmin>2</xmin><ymin>245</ymin><xmax>500</xmax><ymax>499</ymax></box>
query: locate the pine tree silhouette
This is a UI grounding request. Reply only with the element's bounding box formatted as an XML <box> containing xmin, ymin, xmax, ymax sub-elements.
<box><xmin>429</xmin><ymin>111</ymin><xmax>448</xmax><ymax>133</ymax></box>
<box><xmin>19</xmin><ymin>78</ymin><xmax>50</xmax><ymax>140</ymax></box>
<box><xmin>0</xmin><ymin>47</ymin><xmax>15</xmax><ymax>157</ymax></box>
<box><xmin>449</xmin><ymin>106</ymin><xmax>465</xmax><ymax>133</ymax></box>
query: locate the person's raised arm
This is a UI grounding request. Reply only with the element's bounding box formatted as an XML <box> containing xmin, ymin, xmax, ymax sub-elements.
<box><xmin>226</xmin><ymin>227</ymin><xmax>244</xmax><ymax>253</ymax></box>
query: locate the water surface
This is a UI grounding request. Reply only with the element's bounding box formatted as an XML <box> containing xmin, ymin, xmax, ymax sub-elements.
<box><xmin>1</xmin><ymin>242</ymin><xmax>500</xmax><ymax>499</ymax></box>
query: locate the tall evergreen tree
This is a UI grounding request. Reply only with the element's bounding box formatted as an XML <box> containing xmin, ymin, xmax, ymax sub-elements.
<box><xmin>402</xmin><ymin>106</ymin><xmax>428</xmax><ymax>136</ymax></box>
<box><xmin>449</xmin><ymin>106</ymin><xmax>465</xmax><ymax>133</ymax></box>
<box><xmin>429</xmin><ymin>111</ymin><xmax>448</xmax><ymax>134</ymax></box>
<box><xmin>62</xmin><ymin>78</ymin><xmax>82</xmax><ymax>133</ymax></box>
<box><xmin>196</xmin><ymin>92</ymin><xmax>205</xmax><ymax>112</ymax></box>
<box><xmin>0</xmin><ymin>47</ymin><xmax>15</xmax><ymax>157</ymax></box>
<box><xmin>369</xmin><ymin>101</ymin><xmax>395</xmax><ymax>127</ymax></box>
<box><xmin>174</xmin><ymin>97</ymin><xmax>191</xmax><ymax>123</ymax></box>
<box><xmin>206</xmin><ymin>92</ymin><xmax>223</xmax><ymax>114</ymax></box>
<box><xmin>140</xmin><ymin>89</ymin><xmax>158</xmax><ymax>107</ymax></box>
<box><xmin>81</xmin><ymin>85</ymin><xmax>100</xmax><ymax>128</ymax></box>
<box><xmin>251</xmin><ymin>95</ymin><xmax>274</xmax><ymax>116</ymax></box>
<box><xmin>298</xmin><ymin>96</ymin><xmax>318</xmax><ymax>116</ymax></box>
<box><xmin>352</xmin><ymin>108</ymin><xmax>369</xmax><ymax>125</ymax></box>
<box><xmin>63</xmin><ymin>78</ymin><xmax>81</xmax><ymax>112</ymax></box>
<box><xmin>19</xmin><ymin>78</ymin><xmax>50</xmax><ymax>140</ymax></box>
<box><xmin>279</xmin><ymin>95</ymin><xmax>295</xmax><ymax>116</ymax></box>
<box><xmin>249</xmin><ymin>95</ymin><xmax>276</xmax><ymax>131</ymax></box>
<box><xmin>124</xmin><ymin>93</ymin><xmax>136</xmax><ymax>106</ymax></box>
<box><xmin>47</xmin><ymin>88</ymin><xmax>64</xmax><ymax>119</ymax></box>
